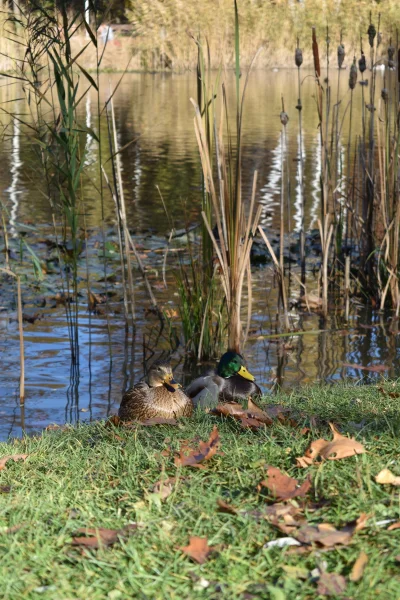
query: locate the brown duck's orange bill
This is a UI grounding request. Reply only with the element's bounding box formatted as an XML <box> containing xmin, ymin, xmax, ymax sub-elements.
<box><xmin>238</xmin><ymin>365</ymin><xmax>255</xmax><ymax>381</ymax></box>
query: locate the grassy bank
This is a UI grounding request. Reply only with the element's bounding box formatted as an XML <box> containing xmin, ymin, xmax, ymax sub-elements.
<box><xmin>1</xmin><ymin>383</ymin><xmax>400</xmax><ymax>598</ymax></box>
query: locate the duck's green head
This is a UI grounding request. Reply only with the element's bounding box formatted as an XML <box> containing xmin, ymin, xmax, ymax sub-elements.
<box><xmin>216</xmin><ymin>351</ymin><xmax>255</xmax><ymax>381</ymax></box>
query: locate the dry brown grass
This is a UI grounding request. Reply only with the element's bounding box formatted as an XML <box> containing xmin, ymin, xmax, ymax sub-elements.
<box><xmin>1</xmin><ymin>0</ymin><xmax>398</xmax><ymax>73</ymax></box>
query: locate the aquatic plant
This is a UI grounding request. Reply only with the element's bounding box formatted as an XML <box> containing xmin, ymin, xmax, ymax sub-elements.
<box><xmin>191</xmin><ymin>0</ymin><xmax>262</xmax><ymax>353</ymax></box>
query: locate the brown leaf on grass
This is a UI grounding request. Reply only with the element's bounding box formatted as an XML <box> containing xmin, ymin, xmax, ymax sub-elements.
<box><xmin>212</xmin><ymin>399</ymin><xmax>292</xmax><ymax>430</ymax></box>
<box><xmin>258</xmin><ymin>466</ymin><xmax>312</xmax><ymax>501</ymax></box>
<box><xmin>151</xmin><ymin>477</ymin><xmax>178</xmax><ymax>500</ymax></box>
<box><xmin>105</xmin><ymin>415</ymin><xmax>121</xmax><ymax>428</ymax></box>
<box><xmin>181</xmin><ymin>536</ymin><xmax>214</xmax><ymax>564</ymax></box>
<box><xmin>45</xmin><ymin>424</ymin><xmax>70</xmax><ymax>432</ymax></box>
<box><xmin>343</xmin><ymin>363</ymin><xmax>389</xmax><ymax>373</ymax></box>
<box><xmin>269</xmin><ymin>513</ymin><xmax>369</xmax><ymax>549</ymax></box>
<box><xmin>0</xmin><ymin>485</ymin><xmax>11</xmax><ymax>494</ymax></box>
<box><xmin>317</xmin><ymin>572</ymin><xmax>347</xmax><ymax>596</ymax></box>
<box><xmin>375</xmin><ymin>468</ymin><xmax>400</xmax><ymax>486</ymax></box>
<box><xmin>387</xmin><ymin>522</ymin><xmax>400</xmax><ymax>531</ymax></box>
<box><xmin>175</xmin><ymin>426</ymin><xmax>220</xmax><ymax>468</ymax></box>
<box><xmin>139</xmin><ymin>417</ymin><xmax>178</xmax><ymax>426</ymax></box>
<box><xmin>296</xmin><ymin>423</ymin><xmax>365</xmax><ymax>466</ymax></box>
<box><xmin>71</xmin><ymin>524</ymin><xmax>137</xmax><ymax>549</ymax></box>
<box><xmin>0</xmin><ymin>523</ymin><xmax>26</xmax><ymax>535</ymax></box>
<box><xmin>350</xmin><ymin>550</ymin><xmax>368</xmax><ymax>582</ymax></box>
<box><xmin>105</xmin><ymin>415</ymin><xmax>178</xmax><ymax>429</ymax></box>
<box><xmin>217</xmin><ymin>499</ymin><xmax>238</xmax><ymax>515</ymax></box>
<box><xmin>295</xmin><ymin>523</ymin><xmax>353</xmax><ymax>547</ymax></box>
<box><xmin>211</xmin><ymin>401</ymin><xmax>272</xmax><ymax>429</ymax></box>
<box><xmin>0</xmin><ymin>454</ymin><xmax>28</xmax><ymax>471</ymax></box>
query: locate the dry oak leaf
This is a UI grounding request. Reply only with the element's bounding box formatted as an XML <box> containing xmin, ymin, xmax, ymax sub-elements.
<box><xmin>174</xmin><ymin>426</ymin><xmax>220</xmax><ymax>468</ymax></box>
<box><xmin>317</xmin><ymin>572</ymin><xmax>347</xmax><ymax>597</ymax></box>
<box><xmin>140</xmin><ymin>417</ymin><xmax>178</xmax><ymax>426</ymax></box>
<box><xmin>211</xmin><ymin>401</ymin><xmax>273</xmax><ymax>429</ymax></box>
<box><xmin>258</xmin><ymin>466</ymin><xmax>312</xmax><ymax>501</ymax></box>
<box><xmin>387</xmin><ymin>522</ymin><xmax>400</xmax><ymax>531</ymax></box>
<box><xmin>151</xmin><ymin>477</ymin><xmax>179</xmax><ymax>500</ymax></box>
<box><xmin>181</xmin><ymin>536</ymin><xmax>214</xmax><ymax>564</ymax></box>
<box><xmin>0</xmin><ymin>454</ymin><xmax>28</xmax><ymax>471</ymax></box>
<box><xmin>375</xmin><ymin>468</ymin><xmax>400</xmax><ymax>486</ymax></box>
<box><xmin>217</xmin><ymin>499</ymin><xmax>238</xmax><ymax>515</ymax></box>
<box><xmin>71</xmin><ymin>524</ymin><xmax>137</xmax><ymax>549</ymax></box>
<box><xmin>296</xmin><ymin>423</ymin><xmax>365</xmax><ymax>466</ymax></box>
<box><xmin>350</xmin><ymin>550</ymin><xmax>368</xmax><ymax>582</ymax></box>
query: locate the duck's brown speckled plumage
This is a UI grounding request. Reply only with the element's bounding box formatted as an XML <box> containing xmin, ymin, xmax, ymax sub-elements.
<box><xmin>119</xmin><ymin>362</ymin><xmax>193</xmax><ymax>421</ymax></box>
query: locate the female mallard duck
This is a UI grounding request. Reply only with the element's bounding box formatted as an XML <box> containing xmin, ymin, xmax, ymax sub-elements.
<box><xmin>119</xmin><ymin>361</ymin><xmax>193</xmax><ymax>421</ymax></box>
<box><xmin>185</xmin><ymin>351</ymin><xmax>261</xmax><ymax>409</ymax></box>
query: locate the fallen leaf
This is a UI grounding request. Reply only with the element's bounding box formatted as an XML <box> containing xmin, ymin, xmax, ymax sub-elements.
<box><xmin>258</xmin><ymin>466</ymin><xmax>311</xmax><ymax>501</ymax></box>
<box><xmin>105</xmin><ymin>415</ymin><xmax>121</xmax><ymax>428</ymax></box>
<box><xmin>343</xmin><ymin>363</ymin><xmax>389</xmax><ymax>373</ymax></box>
<box><xmin>45</xmin><ymin>424</ymin><xmax>69</xmax><ymax>431</ymax></box>
<box><xmin>350</xmin><ymin>550</ymin><xmax>368</xmax><ymax>582</ymax></box>
<box><xmin>181</xmin><ymin>536</ymin><xmax>214</xmax><ymax>564</ymax></box>
<box><xmin>151</xmin><ymin>477</ymin><xmax>178</xmax><ymax>500</ymax></box>
<box><xmin>211</xmin><ymin>401</ymin><xmax>272</xmax><ymax>429</ymax></box>
<box><xmin>140</xmin><ymin>417</ymin><xmax>178</xmax><ymax>426</ymax></box>
<box><xmin>269</xmin><ymin>513</ymin><xmax>369</xmax><ymax>549</ymax></box>
<box><xmin>387</xmin><ymin>522</ymin><xmax>400</xmax><ymax>531</ymax></box>
<box><xmin>317</xmin><ymin>572</ymin><xmax>346</xmax><ymax>596</ymax></box>
<box><xmin>217</xmin><ymin>499</ymin><xmax>238</xmax><ymax>515</ymax></box>
<box><xmin>375</xmin><ymin>468</ymin><xmax>400</xmax><ymax>486</ymax></box>
<box><xmin>295</xmin><ymin>523</ymin><xmax>352</xmax><ymax>547</ymax></box>
<box><xmin>0</xmin><ymin>485</ymin><xmax>11</xmax><ymax>494</ymax></box>
<box><xmin>296</xmin><ymin>423</ymin><xmax>365</xmax><ymax>466</ymax></box>
<box><xmin>0</xmin><ymin>523</ymin><xmax>25</xmax><ymax>535</ymax></box>
<box><xmin>282</xmin><ymin>565</ymin><xmax>309</xmax><ymax>579</ymax></box>
<box><xmin>0</xmin><ymin>454</ymin><xmax>28</xmax><ymax>471</ymax></box>
<box><xmin>300</xmin><ymin>427</ymin><xmax>311</xmax><ymax>435</ymax></box>
<box><xmin>71</xmin><ymin>524</ymin><xmax>137</xmax><ymax>549</ymax></box>
<box><xmin>175</xmin><ymin>426</ymin><xmax>220</xmax><ymax>468</ymax></box>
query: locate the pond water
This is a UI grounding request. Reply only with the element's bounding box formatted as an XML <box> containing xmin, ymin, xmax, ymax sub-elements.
<box><xmin>0</xmin><ymin>69</ymin><xmax>398</xmax><ymax>441</ymax></box>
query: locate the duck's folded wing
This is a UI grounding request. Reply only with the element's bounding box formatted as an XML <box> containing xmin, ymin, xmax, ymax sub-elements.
<box><xmin>185</xmin><ymin>375</ymin><xmax>220</xmax><ymax>408</ymax></box>
<box><xmin>120</xmin><ymin>382</ymin><xmax>149</xmax><ymax>406</ymax></box>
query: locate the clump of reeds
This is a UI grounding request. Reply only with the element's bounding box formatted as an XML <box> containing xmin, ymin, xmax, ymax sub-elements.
<box><xmin>189</xmin><ymin>1</ymin><xmax>262</xmax><ymax>353</ymax></box>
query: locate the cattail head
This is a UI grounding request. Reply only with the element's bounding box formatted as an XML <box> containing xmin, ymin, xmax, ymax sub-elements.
<box><xmin>349</xmin><ymin>58</ymin><xmax>357</xmax><ymax>90</ymax></box>
<box><xmin>280</xmin><ymin>111</ymin><xmax>289</xmax><ymax>127</ymax></box>
<box><xmin>359</xmin><ymin>52</ymin><xmax>367</xmax><ymax>73</ymax></box>
<box><xmin>337</xmin><ymin>43</ymin><xmax>345</xmax><ymax>69</ymax></box>
<box><xmin>295</xmin><ymin>47</ymin><xmax>303</xmax><ymax>68</ymax></box>
<box><xmin>381</xmin><ymin>88</ymin><xmax>389</xmax><ymax>101</ymax></box>
<box><xmin>368</xmin><ymin>23</ymin><xmax>376</xmax><ymax>47</ymax></box>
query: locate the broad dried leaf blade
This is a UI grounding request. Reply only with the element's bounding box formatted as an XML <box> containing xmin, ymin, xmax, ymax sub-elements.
<box><xmin>181</xmin><ymin>536</ymin><xmax>213</xmax><ymax>564</ymax></box>
<box><xmin>350</xmin><ymin>551</ymin><xmax>368</xmax><ymax>582</ymax></box>
<box><xmin>0</xmin><ymin>454</ymin><xmax>28</xmax><ymax>471</ymax></box>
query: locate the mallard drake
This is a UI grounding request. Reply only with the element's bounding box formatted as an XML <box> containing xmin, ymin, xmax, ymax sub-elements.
<box><xmin>185</xmin><ymin>351</ymin><xmax>261</xmax><ymax>409</ymax></box>
<box><xmin>119</xmin><ymin>361</ymin><xmax>193</xmax><ymax>421</ymax></box>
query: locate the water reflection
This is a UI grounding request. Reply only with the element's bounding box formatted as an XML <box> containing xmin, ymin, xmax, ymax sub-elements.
<box><xmin>0</xmin><ymin>70</ymin><xmax>397</xmax><ymax>441</ymax></box>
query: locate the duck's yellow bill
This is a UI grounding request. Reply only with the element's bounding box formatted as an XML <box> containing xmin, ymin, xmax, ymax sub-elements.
<box><xmin>238</xmin><ymin>365</ymin><xmax>255</xmax><ymax>381</ymax></box>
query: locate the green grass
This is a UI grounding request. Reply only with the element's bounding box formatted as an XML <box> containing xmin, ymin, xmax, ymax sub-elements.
<box><xmin>2</xmin><ymin>383</ymin><xmax>400</xmax><ymax>599</ymax></box>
